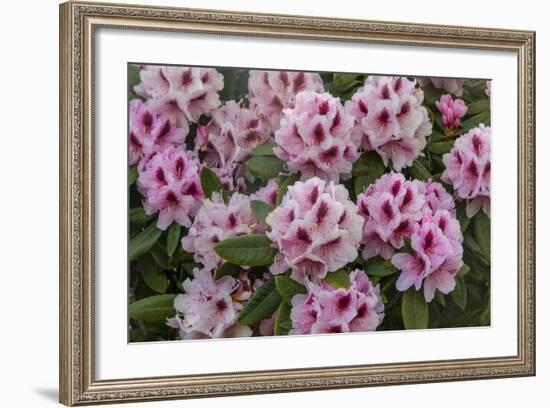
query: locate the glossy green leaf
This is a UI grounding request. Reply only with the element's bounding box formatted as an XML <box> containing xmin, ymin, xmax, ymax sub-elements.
<box><xmin>250</xmin><ymin>200</ymin><xmax>274</xmax><ymax>225</ymax></box>
<box><xmin>366</xmin><ymin>257</ymin><xmax>398</xmax><ymax>277</ymax></box>
<box><xmin>200</xmin><ymin>167</ymin><xmax>224</xmax><ymax>200</ymax></box>
<box><xmin>324</xmin><ymin>269</ymin><xmax>350</xmax><ymax>289</ymax></box>
<box><xmin>274</xmin><ymin>301</ymin><xmax>292</xmax><ymax>336</ymax></box>
<box><xmin>246</xmin><ymin>156</ymin><xmax>284</xmax><ymax>180</ymax></box>
<box><xmin>466</xmin><ymin>99</ymin><xmax>490</xmax><ymax>115</ymax></box>
<box><xmin>214</xmin><ymin>263</ymin><xmax>242</xmax><ymax>279</ymax></box>
<box><xmin>427</xmin><ymin>140</ymin><xmax>455</xmax><ymax>155</ymax></box>
<box><xmin>129</xmin><ymin>294</ymin><xmax>176</xmax><ymax>322</ymax></box>
<box><xmin>167</xmin><ymin>246</ymin><xmax>193</xmax><ymax>269</ymax></box>
<box><xmin>251</xmin><ymin>143</ymin><xmax>276</xmax><ymax>157</ymax></box>
<box><xmin>407</xmin><ymin>159</ymin><xmax>431</xmax><ymax>181</ymax></box>
<box><xmin>128</xmin><ymin>165</ymin><xmax>138</xmax><ymax>185</ymax></box>
<box><xmin>472</xmin><ymin>211</ymin><xmax>491</xmax><ymax>261</ymax></box>
<box><xmin>402</xmin><ymin>289</ymin><xmax>429</xmax><ymax>329</ymax></box>
<box><xmin>451</xmin><ymin>276</ymin><xmax>468</xmax><ymax>310</ymax></box>
<box><xmin>139</xmin><ymin>256</ymin><xmax>168</xmax><ymax>293</ymax></box>
<box><xmin>461</xmin><ymin>111</ymin><xmax>491</xmax><ymax>133</ymax></box>
<box><xmin>166</xmin><ymin>223</ymin><xmax>181</xmax><ymax>257</ymax></box>
<box><xmin>275</xmin><ymin>275</ymin><xmax>306</xmax><ymax>305</ymax></box>
<box><xmin>456</xmin><ymin>201</ymin><xmax>472</xmax><ymax>233</ymax></box>
<box><xmin>214</xmin><ymin>234</ymin><xmax>277</xmax><ymax>267</ymax></box>
<box><xmin>129</xmin><ymin>207</ymin><xmax>153</xmax><ymax>225</ymax></box>
<box><xmin>237</xmin><ymin>279</ymin><xmax>281</xmax><ymax>326</ymax></box>
<box><xmin>129</xmin><ymin>223</ymin><xmax>162</xmax><ymax>261</ymax></box>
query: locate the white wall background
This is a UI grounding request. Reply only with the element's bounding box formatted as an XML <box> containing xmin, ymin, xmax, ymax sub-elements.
<box><xmin>0</xmin><ymin>0</ymin><xmax>545</xmax><ymax>406</ymax></box>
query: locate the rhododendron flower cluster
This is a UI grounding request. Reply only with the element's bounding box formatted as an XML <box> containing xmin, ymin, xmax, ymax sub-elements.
<box><xmin>128</xmin><ymin>65</ymin><xmax>492</xmax><ymax>343</ymax></box>
<box><xmin>392</xmin><ymin>209</ymin><xmax>464</xmax><ymax>302</ymax></box>
<box><xmin>435</xmin><ymin>94</ymin><xmax>468</xmax><ymax>136</ymax></box>
<box><xmin>266</xmin><ymin>177</ymin><xmax>364</xmax><ymax>283</ymax></box>
<box><xmin>134</xmin><ymin>65</ymin><xmax>224</xmax><ymax>125</ymax></box>
<box><xmin>442</xmin><ymin>125</ymin><xmax>491</xmax><ymax>217</ymax></box>
<box><xmin>195</xmin><ymin>100</ymin><xmax>271</xmax><ymax>190</ymax></box>
<box><xmin>290</xmin><ymin>269</ymin><xmax>384</xmax><ymax>334</ymax></box>
<box><xmin>248</xmin><ymin>70</ymin><xmax>324</xmax><ymax>131</ymax></box>
<box><xmin>274</xmin><ymin>91</ymin><xmax>357</xmax><ymax>181</ymax></box>
<box><xmin>137</xmin><ymin>146</ymin><xmax>204</xmax><ymax>230</ymax></box>
<box><xmin>345</xmin><ymin>76</ymin><xmax>432</xmax><ymax>171</ymax></box>
<box><xmin>129</xmin><ymin>99</ymin><xmax>189</xmax><ymax>165</ymax></box>
<box><xmin>167</xmin><ymin>268</ymin><xmax>252</xmax><ymax>339</ymax></box>
<box><xmin>181</xmin><ymin>192</ymin><xmax>260</xmax><ymax>273</ymax></box>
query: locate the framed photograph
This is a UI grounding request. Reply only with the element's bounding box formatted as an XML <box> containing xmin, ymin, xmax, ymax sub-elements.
<box><xmin>59</xmin><ymin>1</ymin><xmax>535</xmax><ymax>405</ymax></box>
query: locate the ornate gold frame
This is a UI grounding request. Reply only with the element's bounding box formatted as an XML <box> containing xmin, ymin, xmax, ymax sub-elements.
<box><xmin>59</xmin><ymin>1</ymin><xmax>536</xmax><ymax>405</ymax></box>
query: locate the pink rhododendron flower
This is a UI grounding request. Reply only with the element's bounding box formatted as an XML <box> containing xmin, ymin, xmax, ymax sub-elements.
<box><xmin>181</xmin><ymin>192</ymin><xmax>260</xmax><ymax>272</ymax></box>
<box><xmin>274</xmin><ymin>91</ymin><xmax>357</xmax><ymax>181</ymax></box>
<box><xmin>137</xmin><ymin>146</ymin><xmax>203</xmax><ymax>230</ymax></box>
<box><xmin>357</xmin><ymin>172</ymin><xmax>426</xmax><ymax>260</ymax></box>
<box><xmin>346</xmin><ymin>76</ymin><xmax>432</xmax><ymax>171</ymax></box>
<box><xmin>250</xmin><ymin>179</ymin><xmax>279</xmax><ymax>206</ymax></box>
<box><xmin>289</xmin><ymin>269</ymin><xmax>384</xmax><ymax>335</ymax></box>
<box><xmin>442</xmin><ymin>125</ymin><xmax>491</xmax><ymax>217</ymax></box>
<box><xmin>195</xmin><ymin>100</ymin><xmax>271</xmax><ymax>190</ymax></box>
<box><xmin>167</xmin><ymin>268</ymin><xmax>252</xmax><ymax>339</ymax></box>
<box><xmin>392</xmin><ymin>210</ymin><xmax>463</xmax><ymax>302</ymax></box>
<box><xmin>134</xmin><ymin>65</ymin><xmax>224</xmax><ymax>126</ymax></box>
<box><xmin>248</xmin><ymin>70</ymin><xmax>324</xmax><ymax>131</ymax></box>
<box><xmin>485</xmin><ymin>80</ymin><xmax>491</xmax><ymax>97</ymax></box>
<box><xmin>422</xmin><ymin>180</ymin><xmax>456</xmax><ymax>215</ymax></box>
<box><xmin>129</xmin><ymin>99</ymin><xmax>188</xmax><ymax>165</ymax></box>
<box><xmin>435</xmin><ymin>94</ymin><xmax>468</xmax><ymax>136</ymax></box>
<box><xmin>266</xmin><ymin>177</ymin><xmax>364</xmax><ymax>283</ymax></box>
<box><xmin>420</xmin><ymin>77</ymin><xmax>465</xmax><ymax>97</ymax></box>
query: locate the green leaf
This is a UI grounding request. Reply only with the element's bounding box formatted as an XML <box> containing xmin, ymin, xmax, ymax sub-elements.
<box><xmin>237</xmin><ymin>278</ymin><xmax>281</xmax><ymax>326</ymax></box>
<box><xmin>451</xmin><ymin>276</ymin><xmax>468</xmax><ymax>310</ymax></box>
<box><xmin>324</xmin><ymin>269</ymin><xmax>350</xmax><ymax>289</ymax></box>
<box><xmin>275</xmin><ymin>275</ymin><xmax>306</xmax><ymax>305</ymax></box>
<box><xmin>200</xmin><ymin>167</ymin><xmax>224</xmax><ymax>200</ymax></box>
<box><xmin>457</xmin><ymin>264</ymin><xmax>470</xmax><ymax>278</ymax></box>
<box><xmin>463</xmin><ymin>233</ymin><xmax>490</xmax><ymax>266</ymax></box>
<box><xmin>246</xmin><ymin>156</ymin><xmax>285</xmax><ymax>180</ymax></box>
<box><xmin>407</xmin><ymin>159</ymin><xmax>431</xmax><ymax>181</ymax></box>
<box><xmin>129</xmin><ymin>165</ymin><xmax>138</xmax><ymax>185</ymax></box>
<box><xmin>251</xmin><ymin>143</ymin><xmax>276</xmax><ymax>157</ymax></box>
<box><xmin>167</xmin><ymin>246</ymin><xmax>193</xmax><ymax>269</ymax></box>
<box><xmin>250</xmin><ymin>200</ymin><xmax>274</xmax><ymax>225</ymax></box>
<box><xmin>427</xmin><ymin>140</ymin><xmax>455</xmax><ymax>155</ymax></box>
<box><xmin>472</xmin><ymin>211</ymin><xmax>491</xmax><ymax>261</ymax></box>
<box><xmin>128</xmin><ymin>64</ymin><xmax>141</xmax><ymax>88</ymax></box>
<box><xmin>274</xmin><ymin>301</ymin><xmax>292</xmax><ymax>336</ymax></box>
<box><xmin>456</xmin><ymin>201</ymin><xmax>472</xmax><ymax>233</ymax></box>
<box><xmin>165</xmin><ymin>223</ymin><xmax>181</xmax><ymax>257</ymax></box>
<box><xmin>151</xmin><ymin>244</ymin><xmax>170</xmax><ymax>270</ymax></box>
<box><xmin>461</xmin><ymin>111</ymin><xmax>491</xmax><ymax>133</ymax></box>
<box><xmin>429</xmin><ymin>131</ymin><xmax>447</xmax><ymax>143</ymax></box>
<box><xmin>366</xmin><ymin>257</ymin><xmax>398</xmax><ymax>277</ymax></box>
<box><xmin>276</xmin><ymin>173</ymin><xmax>300</xmax><ymax>206</ymax></box>
<box><xmin>214</xmin><ymin>234</ymin><xmax>277</xmax><ymax>267</ymax></box>
<box><xmin>129</xmin><ymin>207</ymin><xmax>153</xmax><ymax>225</ymax></box>
<box><xmin>214</xmin><ymin>263</ymin><xmax>242</xmax><ymax>279</ymax></box>
<box><xmin>352</xmin><ymin>151</ymin><xmax>386</xmax><ymax>178</ymax></box>
<box><xmin>466</xmin><ymin>99</ymin><xmax>490</xmax><ymax>116</ymax></box>
<box><xmin>401</xmin><ymin>289</ymin><xmax>429</xmax><ymax>329</ymax></box>
<box><xmin>139</xmin><ymin>256</ymin><xmax>168</xmax><ymax>293</ymax></box>
<box><xmin>435</xmin><ymin>291</ymin><xmax>446</xmax><ymax>307</ymax></box>
<box><xmin>129</xmin><ymin>294</ymin><xmax>176</xmax><ymax>322</ymax></box>
<box><xmin>129</xmin><ymin>223</ymin><xmax>162</xmax><ymax>261</ymax></box>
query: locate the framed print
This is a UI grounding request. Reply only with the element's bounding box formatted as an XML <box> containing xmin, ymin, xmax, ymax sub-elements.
<box><xmin>59</xmin><ymin>1</ymin><xmax>536</xmax><ymax>405</ymax></box>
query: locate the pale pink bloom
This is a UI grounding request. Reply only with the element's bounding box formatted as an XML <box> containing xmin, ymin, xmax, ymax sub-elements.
<box><xmin>129</xmin><ymin>99</ymin><xmax>188</xmax><ymax>165</ymax></box>
<box><xmin>357</xmin><ymin>173</ymin><xmax>426</xmax><ymax>260</ymax></box>
<box><xmin>195</xmin><ymin>100</ymin><xmax>271</xmax><ymax>189</ymax></box>
<box><xmin>266</xmin><ymin>177</ymin><xmax>364</xmax><ymax>283</ymax></box>
<box><xmin>442</xmin><ymin>125</ymin><xmax>491</xmax><ymax>217</ymax></box>
<box><xmin>167</xmin><ymin>268</ymin><xmax>252</xmax><ymax>339</ymax></box>
<box><xmin>248</xmin><ymin>70</ymin><xmax>324</xmax><ymax>131</ymax></box>
<box><xmin>485</xmin><ymin>80</ymin><xmax>491</xmax><ymax>97</ymax></box>
<box><xmin>392</xmin><ymin>210</ymin><xmax>463</xmax><ymax>301</ymax></box>
<box><xmin>134</xmin><ymin>65</ymin><xmax>223</xmax><ymax>126</ymax></box>
<box><xmin>346</xmin><ymin>76</ymin><xmax>432</xmax><ymax>171</ymax></box>
<box><xmin>137</xmin><ymin>146</ymin><xmax>203</xmax><ymax>230</ymax></box>
<box><xmin>420</xmin><ymin>77</ymin><xmax>465</xmax><ymax>97</ymax></box>
<box><xmin>274</xmin><ymin>91</ymin><xmax>357</xmax><ymax>182</ymax></box>
<box><xmin>250</xmin><ymin>179</ymin><xmax>279</xmax><ymax>206</ymax></box>
<box><xmin>289</xmin><ymin>269</ymin><xmax>384</xmax><ymax>335</ymax></box>
<box><xmin>422</xmin><ymin>180</ymin><xmax>456</xmax><ymax>215</ymax></box>
<box><xmin>435</xmin><ymin>94</ymin><xmax>467</xmax><ymax>134</ymax></box>
<box><xmin>181</xmin><ymin>192</ymin><xmax>260</xmax><ymax>272</ymax></box>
